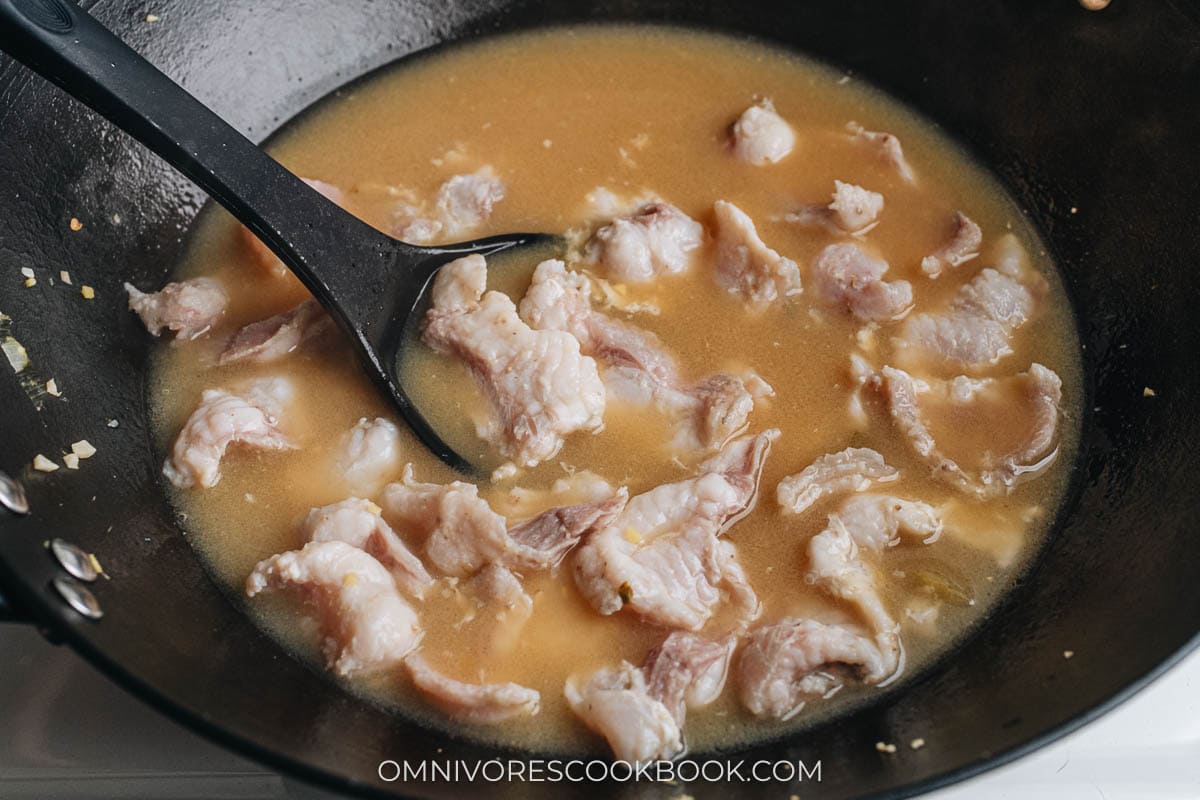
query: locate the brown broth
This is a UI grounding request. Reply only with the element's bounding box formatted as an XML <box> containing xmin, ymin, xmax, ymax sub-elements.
<box><xmin>152</xmin><ymin>26</ymin><xmax>1082</xmax><ymax>755</ymax></box>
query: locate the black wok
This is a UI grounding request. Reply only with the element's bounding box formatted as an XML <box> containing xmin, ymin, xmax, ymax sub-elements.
<box><xmin>0</xmin><ymin>1</ymin><xmax>1197</xmax><ymax>798</ymax></box>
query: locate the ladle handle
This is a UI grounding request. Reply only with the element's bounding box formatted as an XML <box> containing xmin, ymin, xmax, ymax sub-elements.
<box><xmin>0</xmin><ymin>0</ymin><xmax>396</xmax><ymax>312</ymax></box>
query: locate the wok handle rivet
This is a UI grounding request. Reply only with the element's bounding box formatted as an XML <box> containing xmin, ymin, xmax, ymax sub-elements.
<box><xmin>0</xmin><ymin>471</ymin><xmax>30</xmax><ymax>515</ymax></box>
<box><xmin>49</xmin><ymin>538</ymin><xmax>100</xmax><ymax>582</ymax></box>
<box><xmin>52</xmin><ymin>576</ymin><xmax>103</xmax><ymax>620</ymax></box>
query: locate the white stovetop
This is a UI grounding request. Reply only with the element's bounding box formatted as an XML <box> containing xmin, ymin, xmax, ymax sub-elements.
<box><xmin>0</xmin><ymin>624</ymin><xmax>1196</xmax><ymax>799</ymax></box>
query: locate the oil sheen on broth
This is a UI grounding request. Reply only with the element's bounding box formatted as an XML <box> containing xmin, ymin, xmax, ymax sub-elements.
<box><xmin>152</xmin><ymin>26</ymin><xmax>1082</xmax><ymax>755</ymax></box>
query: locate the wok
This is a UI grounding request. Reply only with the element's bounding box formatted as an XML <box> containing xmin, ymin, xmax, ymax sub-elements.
<box><xmin>0</xmin><ymin>1</ymin><xmax>1197</xmax><ymax>798</ymax></box>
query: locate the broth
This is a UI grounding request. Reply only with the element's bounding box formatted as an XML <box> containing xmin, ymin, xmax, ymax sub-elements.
<box><xmin>151</xmin><ymin>26</ymin><xmax>1081</xmax><ymax>755</ymax></box>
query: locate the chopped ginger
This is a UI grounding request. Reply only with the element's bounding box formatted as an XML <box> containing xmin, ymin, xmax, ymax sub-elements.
<box><xmin>81</xmin><ymin>285</ymin><xmax>96</xmax><ymax>299</ymax></box>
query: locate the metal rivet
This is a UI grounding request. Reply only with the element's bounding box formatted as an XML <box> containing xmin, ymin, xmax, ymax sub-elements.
<box><xmin>49</xmin><ymin>538</ymin><xmax>99</xmax><ymax>582</ymax></box>
<box><xmin>52</xmin><ymin>576</ymin><xmax>103</xmax><ymax>620</ymax></box>
<box><xmin>0</xmin><ymin>471</ymin><xmax>29</xmax><ymax>515</ymax></box>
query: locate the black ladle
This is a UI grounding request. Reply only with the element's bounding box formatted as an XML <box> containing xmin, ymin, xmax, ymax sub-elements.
<box><xmin>0</xmin><ymin>0</ymin><xmax>556</xmax><ymax>475</ymax></box>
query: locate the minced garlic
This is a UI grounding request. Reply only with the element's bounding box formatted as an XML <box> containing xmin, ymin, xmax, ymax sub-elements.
<box><xmin>23</xmin><ymin>277</ymin><xmax>36</xmax><ymax>288</ymax></box>
<box><xmin>365</xmin><ymin>500</ymin><xmax>383</xmax><ymax>516</ymax></box>
<box><xmin>33</xmin><ymin>454</ymin><xmax>59</xmax><ymax>472</ymax></box>
<box><xmin>342</xmin><ymin>572</ymin><xmax>360</xmax><ymax>588</ymax></box>
<box><xmin>20</xmin><ymin>267</ymin><xmax>33</xmax><ymax>279</ymax></box>
<box><xmin>60</xmin><ymin>270</ymin><xmax>72</xmax><ymax>285</ymax></box>
<box><xmin>1</xmin><ymin>337</ymin><xmax>29</xmax><ymax>373</ymax></box>
<box><xmin>63</xmin><ymin>453</ymin><xmax>80</xmax><ymax>470</ymax></box>
<box><xmin>910</xmin><ymin>738</ymin><xmax>926</xmax><ymax>750</ymax></box>
<box><xmin>69</xmin><ymin>217</ymin><xmax>83</xmax><ymax>231</ymax></box>
<box><xmin>71</xmin><ymin>440</ymin><xmax>97</xmax><ymax>459</ymax></box>
<box><xmin>623</xmin><ymin>527</ymin><xmax>642</xmax><ymax>543</ymax></box>
<box><xmin>490</xmin><ymin>461</ymin><xmax>518</xmax><ymax>482</ymax></box>
<box><xmin>45</xmin><ymin>379</ymin><xmax>61</xmax><ymax>397</ymax></box>
<box><xmin>875</xmin><ymin>741</ymin><xmax>897</xmax><ymax>754</ymax></box>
